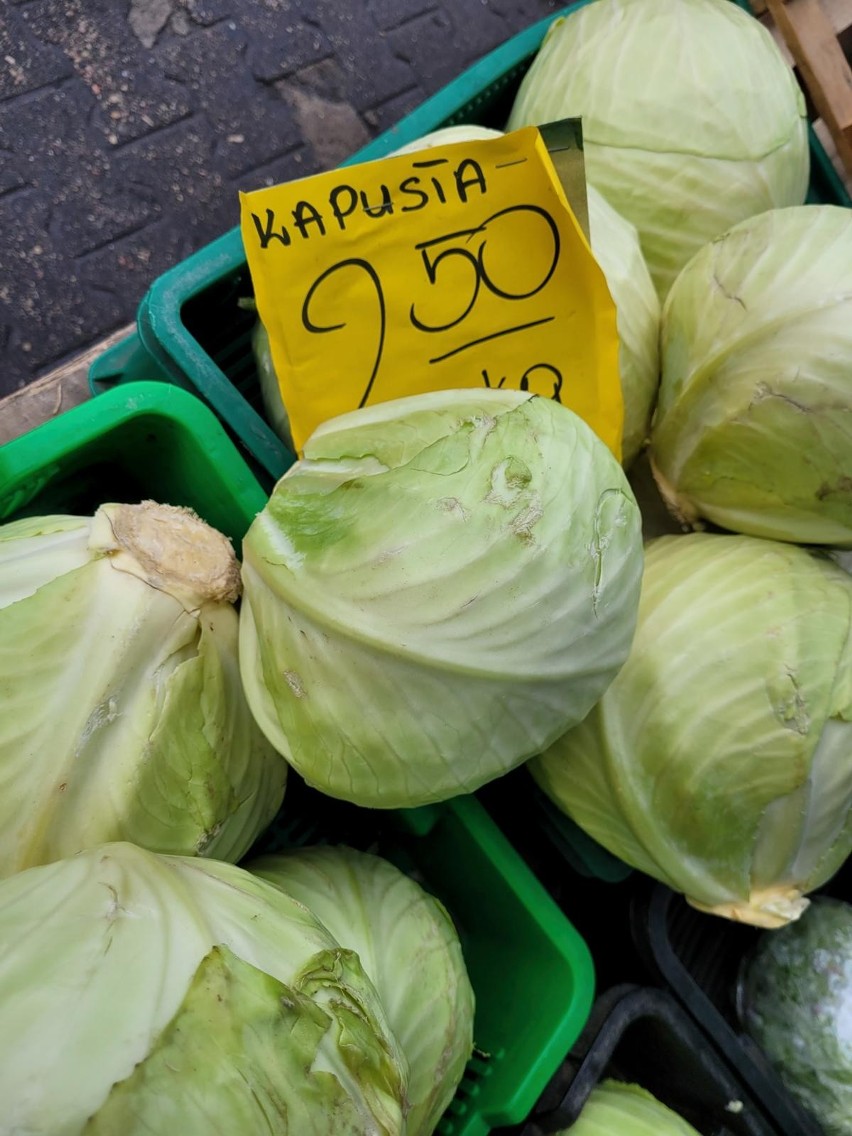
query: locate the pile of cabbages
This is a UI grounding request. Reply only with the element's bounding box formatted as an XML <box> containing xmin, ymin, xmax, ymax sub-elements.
<box><xmin>0</xmin><ymin>1</ymin><xmax>850</xmax><ymax>1133</ymax></box>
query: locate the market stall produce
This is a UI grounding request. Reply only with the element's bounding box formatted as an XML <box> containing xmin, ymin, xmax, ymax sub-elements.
<box><xmin>530</xmin><ymin>532</ymin><xmax>852</xmax><ymax>929</ymax></box>
<box><xmin>555</xmin><ymin>1080</ymin><xmax>702</xmax><ymax>1136</ymax></box>
<box><xmin>740</xmin><ymin>895</ymin><xmax>852</xmax><ymax>1135</ymax></box>
<box><xmin>4</xmin><ymin>1</ymin><xmax>852</xmax><ymax>1133</ymax></box>
<box><xmin>0</xmin><ymin>843</ymin><xmax>409</xmax><ymax>1136</ymax></box>
<box><xmin>0</xmin><ymin>501</ymin><xmax>286</xmax><ymax>875</ymax></box>
<box><xmin>507</xmin><ymin>0</ymin><xmax>810</xmax><ymax>298</ymax></box>
<box><xmin>239</xmin><ymin>388</ymin><xmax>643</xmax><ymax>808</ymax></box>
<box><xmin>251</xmin><ymin>845</ymin><xmax>475</xmax><ymax>1136</ymax></box>
<box><xmin>650</xmin><ymin>204</ymin><xmax>852</xmax><ymax>547</ymax></box>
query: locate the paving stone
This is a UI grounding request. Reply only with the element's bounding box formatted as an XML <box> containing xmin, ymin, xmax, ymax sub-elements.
<box><xmin>304</xmin><ymin>4</ymin><xmax>421</xmax><ymax>112</ymax></box>
<box><xmin>74</xmin><ymin>218</ymin><xmax>201</xmax><ymax>310</ymax></box>
<box><xmin>0</xmin><ymin>81</ymin><xmax>100</xmax><ymax>217</ymax></box>
<box><xmin>0</xmin><ymin>5</ymin><xmax>74</xmax><ymax>100</ymax></box>
<box><xmin>240</xmin><ymin>3</ymin><xmax>332</xmax><ymax>84</ymax></box>
<box><xmin>155</xmin><ymin>21</ymin><xmax>303</xmax><ymax>181</ymax></box>
<box><xmin>280</xmin><ymin>83</ymin><xmax>372</xmax><ymax>172</ymax></box>
<box><xmin>0</xmin><ymin>191</ymin><xmax>125</xmax><ymax>384</ymax></box>
<box><xmin>0</xmin><ymin>149</ymin><xmax>29</xmax><ymax>197</ymax></box>
<box><xmin>0</xmin><ymin>84</ymin><xmax>156</xmax><ymax>260</ymax></box>
<box><xmin>109</xmin><ymin>116</ymin><xmax>223</xmax><ymax>225</ymax></box>
<box><xmin>367</xmin><ymin>1</ymin><xmax>442</xmax><ymax>33</ymax></box>
<box><xmin>21</xmin><ymin>0</ymin><xmax>193</xmax><ymax>144</ymax></box>
<box><xmin>360</xmin><ymin>86</ymin><xmax>428</xmax><ymax>138</ymax></box>
<box><xmin>1</xmin><ymin>0</ymin><xmax>561</xmax><ymax>398</ymax></box>
<box><xmin>385</xmin><ymin>0</ymin><xmax>548</xmax><ymax>93</ymax></box>
<box><xmin>183</xmin><ymin>0</ymin><xmax>235</xmax><ymax>24</ymax></box>
<box><xmin>226</xmin><ymin>143</ymin><xmax>311</xmax><ymax>194</ymax></box>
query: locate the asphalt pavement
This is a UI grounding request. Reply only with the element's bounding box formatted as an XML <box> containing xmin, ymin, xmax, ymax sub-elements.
<box><xmin>0</xmin><ymin>0</ymin><xmax>561</xmax><ymax>399</ymax></box>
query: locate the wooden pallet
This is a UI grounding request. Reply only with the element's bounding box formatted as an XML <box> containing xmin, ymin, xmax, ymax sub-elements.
<box><xmin>752</xmin><ymin>0</ymin><xmax>852</xmax><ymax>185</ymax></box>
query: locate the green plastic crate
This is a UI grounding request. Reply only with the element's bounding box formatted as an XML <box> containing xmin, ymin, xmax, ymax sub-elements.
<box><xmin>88</xmin><ymin>0</ymin><xmax>852</xmax><ymax>490</ymax></box>
<box><xmin>0</xmin><ymin>381</ymin><xmax>596</xmax><ymax>1136</ymax></box>
<box><xmin>0</xmin><ymin>382</ymin><xmax>267</xmax><ymax>538</ymax></box>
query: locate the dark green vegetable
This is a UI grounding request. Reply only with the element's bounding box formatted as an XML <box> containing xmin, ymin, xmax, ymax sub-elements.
<box><xmin>740</xmin><ymin>895</ymin><xmax>852</xmax><ymax>1135</ymax></box>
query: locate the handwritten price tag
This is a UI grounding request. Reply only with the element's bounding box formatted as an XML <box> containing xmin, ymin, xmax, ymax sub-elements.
<box><xmin>240</xmin><ymin>125</ymin><xmax>622</xmax><ymax>457</ymax></box>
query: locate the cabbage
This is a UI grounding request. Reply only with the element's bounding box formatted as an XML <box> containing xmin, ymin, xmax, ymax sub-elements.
<box><xmin>239</xmin><ymin>388</ymin><xmax>643</xmax><ymax>808</ymax></box>
<box><xmin>252</xmin><ymin>309</ymin><xmax>294</xmax><ymax>451</ymax></box>
<box><xmin>507</xmin><ymin>0</ymin><xmax>809</xmax><ymax>299</ymax></box>
<box><xmin>529</xmin><ymin>532</ymin><xmax>852</xmax><ymax>928</ymax></box>
<box><xmin>740</xmin><ymin>896</ymin><xmax>852</xmax><ymax>1135</ymax></box>
<box><xmin>651</xmin><ymin>205</ymin><xmax>852</xmax><ymax>547</ymax></box>
<box><xmin>0</xmin><ymin>503</ymin><xmax>286</xmax><ymax>875</ymax></box>
<box><xmin>586</xmin><ymin>184</ymin><xmax>660</xmax><ymax>466</ymax></box>
<box><xmin>251</xmin><ymin>845</ymin><xmax>475</xmax><ymax>1136</ymax></box>
<box><xmin>388</xmin><ymin>123</ymin><xmax>502</xmax><ymax>153</ymax></box>
<box><xmin>0</xmin><ymin>842</ymin><xmax>407</xmax><ymax>1135</ymax></box>
<box><xmin>555</xmin><ymin>1079</ymin><xmax>701</xmax><ymax>1135</ymax></box>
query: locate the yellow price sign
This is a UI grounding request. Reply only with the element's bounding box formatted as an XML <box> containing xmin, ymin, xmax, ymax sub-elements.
<box><xmin>240</xmin><ymin>125</ymin><xmax>622</xmax><ymax>458</ymax></box>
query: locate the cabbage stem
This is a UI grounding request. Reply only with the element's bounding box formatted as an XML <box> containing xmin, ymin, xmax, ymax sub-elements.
<box><xmin>688</xmin><ymin>886</ymin><xmax>810</xmax><ymax>929</ymax></box>
<box><xmin>90</xmin><ymin>501</ymin><xmax>242</xmax><ymax>609</ymax></box>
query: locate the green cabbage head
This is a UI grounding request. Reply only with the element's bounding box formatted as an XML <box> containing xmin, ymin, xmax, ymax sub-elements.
<box><xmin>554</xmin><ymin>1079</ymin><xmax>701</xmax><ymax>1135</ymax></box>
<box><xmin>252</xmin><ymin>307</ymin><xmax>294</xmax><ymax>451</ymax></box>
<box><xmin>651</xmin><ymin>205</ymin><xmax>852</xmax><ymax>547</ymax></box>
<box><xmin>586</xmin><ymin>183</ymin><xmax>660</xmax><ymax>466</ymax></box>
<box><xmin>0</xmin><ymin>502</ymin><xmax>286</xmax><ymax>876</ymax></box>
<box><xmin>530</xmin><ymin>532</ymin><xmax>852</xmax><ymax>928</ymax></box>
<box><xmin>239</xmin><ymin>388</ymin><xmax>643</xmax><ymax>808</ymax></box>
<box><xmin>251</xmin><ymin>845</ymin><xmax>475</xmax><ymax>1136</ymax></box>
<box><xmin>507</xmin><ymin>0</ymin><xmax>809</xmax><ymax>299</ymax></box>
<box><xmin>0</xmin><ymin>842</ymin><xmax>407</xmax><ymax>1135</ymax></box>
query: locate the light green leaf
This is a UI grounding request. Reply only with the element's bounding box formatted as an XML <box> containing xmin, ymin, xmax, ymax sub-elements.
<box><xmin>0</xmin><ymin>844</ymin><xmax>407</xmax><ymax>1136</ymax></box>
<box><xmin>0</xmin><ymin>503</ymin><xmax>286</xmax><ymax>875</ymax></box>
<box><xmin>531</xmin><ymin>533</ymin><xmax>852</xmax><ymax>926</ymax></box>
<box><xmin>508</xmin><ymin>0</ymin><xmax>808</xmax><ymax>298</ymax></box>
<box><xmin>240</xmin><ymin>390</ymin><xmax>643</xmax><ymax>807</ymax></box>
<box><xmin>251</xmin><ymin>845</ymin><xmax>475</xmax><ymax>1136</ymax></box>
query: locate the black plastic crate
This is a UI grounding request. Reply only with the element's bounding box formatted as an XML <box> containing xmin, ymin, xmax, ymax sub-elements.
<box><xmin>500</xmin><ymin>984</ymin><xmax>786</xmax><ymax>1136</ymax></box>
<box><xmin>627</xmin><ymin>865</ymin><xmax>852</xmax><ymax>1136</ymax></box>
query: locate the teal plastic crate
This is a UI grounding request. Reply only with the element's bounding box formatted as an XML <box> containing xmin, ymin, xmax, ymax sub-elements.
<box><xmin>0</xmin><ymin>381</ymin><xmax>596</xmax><ymax>1136</ymax></box>
<box><xmin>89</xmin><ymin>0</ymin><xmax>851</xmax><ymax>491</ymax></box>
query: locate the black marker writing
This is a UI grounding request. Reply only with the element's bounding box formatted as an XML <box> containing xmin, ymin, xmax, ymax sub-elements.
<box><xmin>301</xmin><ymin>259</ymin><xmax>386</xmax><ymax>408</ymax></box>
<box><xmin>251</xmin><ymin>155</ymin><xmax>488</xmax><ymax>249</ymax></box>
<box><xmin>410</xmin><ymin>204</ymin><xmax>559</xmax><ymax>333</ymax></box>
<box><xmin>482</xmin><ymin>363</ymin><xmax>563</xmax><ymax>402</ymax></box>
<box><xmin>430</xmin><ymin>317</ymin><xmax>555</xmax><ymax>363</ymax></box>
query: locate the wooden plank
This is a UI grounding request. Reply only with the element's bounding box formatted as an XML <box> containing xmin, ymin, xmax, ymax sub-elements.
<box><xmin>0</xmin><ymin>326</ymin><xmax>134</xmax><ymax>447</ymax></box>
<box><xmin>759</xmin><ymin>0</ymin><xmax>852</xmax><ymax>35</ymax></box>
<box><xmin>765</xmin><ymin>0</ymin><xmax>852</xmax><ymax>177</ymax></box>
<box><xmin>824</xmin><ymin>0</ymin><xmax>852</xmax><ymax>31</ymax></box>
